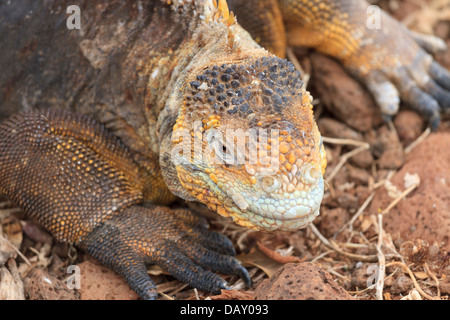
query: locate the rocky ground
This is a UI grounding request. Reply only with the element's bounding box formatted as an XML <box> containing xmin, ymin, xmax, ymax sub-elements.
<box><xmin>0</xmin><ymin>0</ymin><xmax>449</xmax><ymax>300</ymax></box>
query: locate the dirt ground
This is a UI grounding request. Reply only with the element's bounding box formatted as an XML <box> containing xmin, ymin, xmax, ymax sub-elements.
<box><xmin>0</xmin><ymin>0</ymin><xmax>449</xmax><ymax>300</ymax></box>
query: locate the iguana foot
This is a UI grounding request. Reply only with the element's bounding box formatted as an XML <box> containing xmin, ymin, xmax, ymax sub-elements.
<box><xmin>358</xmin><ymin>29</ymin><xmax>450</xmax><ymax>130</ymax></box>
<box><xmin>248</xmin><ymin>0</ymin><xmax>450</xmax><ymax>129</ymax></box>
<box><xmin>301</xmin><ymin>0</ymin><xmax>450</xmax><ymax>129</ymax></box>
<box><xmin>81</xmin><ymin>206</ymin><xmax>250</xmax><ymax>300</ymax></box>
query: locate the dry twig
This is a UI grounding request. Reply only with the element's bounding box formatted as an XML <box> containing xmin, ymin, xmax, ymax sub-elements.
<box><xmin>309</xmin><ymin>224</ymin><xmax>378</xmax><ymax>262</ymax></box>
<box><xmin>375</xmin><ymin>214</ymin><xmax>386</xmax><ymax>300</ymax></box>
<box><xmin>380</xmin><ymin>183</ymin><xmax>419</xmax><ymax>215</ymax></box>
<box><xmin>386</xmin><ymin>261</ymin><xmax>438</xmax><ymax>300</ymax></box>
<box><xmin>325</xmin><ymin>145</ymin><xmax>370</xmax><ymax>183</ymax></box>
<box><xmin>338</xmin><ymin>192</ymin><xmax>375</xmax><ymax>234</ymax></box>
<box><xmin>404</xmin><ymin>128</ymin><xmax>431</xmax><ymax>154</ymax></box>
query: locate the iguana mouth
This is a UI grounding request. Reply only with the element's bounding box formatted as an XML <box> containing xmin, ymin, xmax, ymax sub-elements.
<box><xmin>200</xmin><ymin>170</ymin><xmax>324</xmax><ymax>232</ymax></box>
<box><xmin>227</xmin><ymin>178</ymin><xmax>324</xmax><ymax>231</ymax></box>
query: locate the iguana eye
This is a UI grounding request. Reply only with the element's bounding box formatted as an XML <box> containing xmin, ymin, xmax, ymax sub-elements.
<box><xmin>207</xmin><ymin>134</ymin><xmax>234</xmax><ymax>164</ymax></box>
<box><xmin>215</xmin><ymin>139</ymin><xmax>244</xmax><ymax>168</ymax></box>
<box><xmin>214</xmin><ymin>140</ymin><xmax>228</xmax><ymax>160</ymax></box>
<box><xmin>220</xmin><ymin>143</ymin><xmax>237</xmax><ymax>165</ymax></box>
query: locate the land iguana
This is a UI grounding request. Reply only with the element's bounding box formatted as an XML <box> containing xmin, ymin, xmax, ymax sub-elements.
<box><xmin>0</xmin><ymin>0</ymin><xmax>449</xmax><ymax>299</ymax></box>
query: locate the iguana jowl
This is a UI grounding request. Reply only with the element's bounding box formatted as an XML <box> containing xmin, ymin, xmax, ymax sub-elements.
<box><xmin>0</xmin><ymin>0</ymin><xmax>449</xmax><ymax>299</ymax></box>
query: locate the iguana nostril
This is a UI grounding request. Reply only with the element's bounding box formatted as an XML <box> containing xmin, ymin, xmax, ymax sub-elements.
<box><xmin>260</xmin><ymin>175</ymin><xmax>280</xmax><ymax>193</ymax></box>
<box><xmin>305</xmin><ymin>166</ymin><xmax>319</xmax><ymax>184</ymax></box>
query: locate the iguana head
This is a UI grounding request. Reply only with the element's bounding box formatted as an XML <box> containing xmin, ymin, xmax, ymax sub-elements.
<box><xmin>170</xmin><ymin>56</ymin><xmax>326</xmax><ymax>231</ymax></box>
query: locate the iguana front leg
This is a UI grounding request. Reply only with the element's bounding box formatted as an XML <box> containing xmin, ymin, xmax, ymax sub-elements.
<box><xmin>282</xmin><ymin>0</ymin><xmax>450</xmax><ymax>128</ymax></box>
<box><xmin>231</xmin><ymin>0</ymin><xmax>450</xmax><ymax>128</ymax></box>
<box><xmin>0</xmin><ymin>109</ymin><xmax>249</xmax><ymax>299</ymax></box>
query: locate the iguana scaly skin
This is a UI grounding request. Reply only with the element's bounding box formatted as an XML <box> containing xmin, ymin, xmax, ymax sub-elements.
<box><xmin>0</xmin><ymin>0</ymin><xmax>449</xmax><ymax>299</ymax></box>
